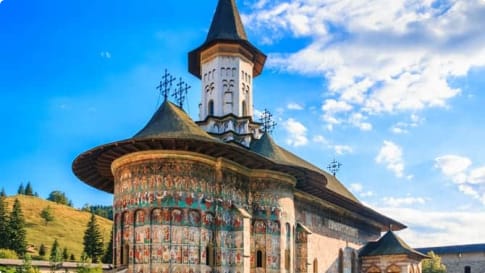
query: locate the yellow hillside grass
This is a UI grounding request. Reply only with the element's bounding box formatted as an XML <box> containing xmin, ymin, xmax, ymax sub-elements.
<box><xmin>4</xmin><ymin>195</ymin><xmax>112</xmax><ymax>261</ymax></box>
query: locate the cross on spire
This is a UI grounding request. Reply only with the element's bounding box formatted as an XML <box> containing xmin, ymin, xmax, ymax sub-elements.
<box><xmin>156</xmin><ymin>69</ymin><xmax>176</xmax><ymax>101</ymax></box>
<box><xmin>327</xmin><ymin>159</ymin><xmax>342</xmax><ymax>177</ymax></box>
<box><xmin>172</xmin><ymin>77</ymin><xmax>191</xmax><ymax>108</ymax></box>
<box><xmin>260</xmin><ymin>109</ymin><xmax>277</xmax><ymax>134</ymax></box>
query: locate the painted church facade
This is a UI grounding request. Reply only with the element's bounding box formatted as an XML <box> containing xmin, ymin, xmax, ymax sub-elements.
<box><xmin>73</xmin><ymin>1</ymin><xmax>426</xmax><ymax>273</ymax></box>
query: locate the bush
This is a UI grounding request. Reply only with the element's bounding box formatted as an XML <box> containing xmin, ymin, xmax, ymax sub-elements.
<box><xmin>0</xmin><ymin>248</ymin><xmax>19</xmax><ymax>259</ymax></box>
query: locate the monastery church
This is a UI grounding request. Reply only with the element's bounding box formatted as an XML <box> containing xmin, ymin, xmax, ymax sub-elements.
<box><xmin>73</xmin><ymin>1</ymin><xmax>428</xmax><ymax>273</ymax></box>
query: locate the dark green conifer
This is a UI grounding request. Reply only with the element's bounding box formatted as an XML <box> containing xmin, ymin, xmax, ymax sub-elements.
<box><xmin>24</xmin><ymin>182</ymin><xmax>33</xmax><ymax>196</ymax></box>
<box><xmin>0</xmin><ymin>194</ymin><xmax>9</xmax><ymax>249</ymax></box>
<box><xmin>49</xmin><ymin>239</ymin><xmax>60</xmax><ymax>262</ymax></box>
<box><xmin>83</xmin><ymin>213</ymin><xmax>104</xmax><ymax>263</ymax></box>
<box><xmin>38</xmin><ymin>244</ymin><xmax>46</xmax><ymax>257</ymax></box>
<box><xmin>8</xmin><ymin>199</ymin><xmax>27</xmax><ymax>256</ymax></box>
<box><xmin>102</xmin><ymin>229</ymin><xmax>113</xmax><ymax>264</ymax></box>
<box><xmin>17</xmin><ymin>184</ymin><xmax>25</xmax><ymax>195</ymax></box>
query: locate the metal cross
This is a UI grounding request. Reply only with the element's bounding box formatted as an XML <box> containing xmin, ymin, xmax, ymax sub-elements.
<box><xmin>156</xmin><ymin>69</ymin><xmax>176</xmax><ymax>101</ymax></box>
<box><xmin>260</xmin><ymin>109</ymin><xmax>277</xmax><ymax>134</ymax></box>
<box><xmin>327</xmin><ymin>159</ymin><xmax>342</xmax><ymax>176</ymax></box>
<box><xmin>172</xmin><ymin>77</ymin><xmax>191</xmax><ymax>108</ymax></box>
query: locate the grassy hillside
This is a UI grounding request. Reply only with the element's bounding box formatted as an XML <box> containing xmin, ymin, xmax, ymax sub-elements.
<box><xmin>4</xmin><ymin>195</ymin><xmax>112</xmax><ymax>261</ymax></box>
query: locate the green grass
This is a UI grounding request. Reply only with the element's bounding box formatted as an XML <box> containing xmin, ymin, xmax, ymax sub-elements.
<box><xmin>4</xmin><ymin>195</ymin><xmax>112</xmax><ymax>261</ymax></box>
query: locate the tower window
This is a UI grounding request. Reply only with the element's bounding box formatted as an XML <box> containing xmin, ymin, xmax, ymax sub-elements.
<box><xmin>242</xmin><ymin>101</ymin><xmax>247</xmax><ymax>116</ymax></box>
<box><xmin>208</xmin><ymin>100</ymin><xmax>214</xmax><ymax>116</ymax></box>
<box><xmin>465</xmin><ymin>266</ymin><xmax>471</xmax><ymax>273</ymax></box>
<box><xmin>338</xmin><ymin>249</ymin><xmax>343</xmax><ymax>273</ymax></box>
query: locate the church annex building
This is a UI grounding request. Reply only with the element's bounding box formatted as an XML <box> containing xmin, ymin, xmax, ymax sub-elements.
<box><xmin>72</xmin><ymin>1</ymin><xmax>428</xmax><ymax>273</ymax></box>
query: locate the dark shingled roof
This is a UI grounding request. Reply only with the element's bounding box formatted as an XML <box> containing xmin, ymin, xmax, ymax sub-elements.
<box><xmin>134</xmin><ymin>100</ymin><xmax>218</xmax><ymax>142</ymax></box>
<box><xmin>188</xmin><ymin>0</ymin><xmax>266</xmax><ymax>78</ymax></box>
<box><xmin>250</xmin><ymin>133</ymin><xmax>358</xmax><ymax>203</ymax></box>
<box><xmin>416</xmin><ymin>244</ymin><xmax>485</xmax><ymax>255</ymax></box>
<box><xmin>206</xmin><ymin>0</ymin><xmax>247</xmax><ymax>43</ymax></box>
<box><xmin>360</xmin><ymin>231</ymin><xmax>428</xmax><ymax>259</ymax></box>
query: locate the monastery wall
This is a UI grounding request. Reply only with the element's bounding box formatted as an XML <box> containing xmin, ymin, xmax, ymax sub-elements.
<box><xmin>439</xmin><ymin>252</ymin><xmax>485</xmax><ymax>273</ymax></box>
<box><xmin>110</xmin><ymin>150</ymin><xmax>296</xmax><ymax>273</ymax></box>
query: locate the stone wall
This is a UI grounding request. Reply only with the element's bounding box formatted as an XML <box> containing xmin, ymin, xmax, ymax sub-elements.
<box><xmin>439</xmin><ymin>252</ymin><xmax>485</xmax><ymax>273</ymax></box>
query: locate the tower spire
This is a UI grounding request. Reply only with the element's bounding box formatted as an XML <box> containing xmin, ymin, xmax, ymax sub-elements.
<box><xmin>206</xmin><ymin>0</ymin><xmax>247</xmax><ymax>42</ymax></box>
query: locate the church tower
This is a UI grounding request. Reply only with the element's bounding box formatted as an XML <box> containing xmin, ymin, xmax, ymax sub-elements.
<box><xmin>189</xmin><ymin>0</ymin><xmax>267</xmax><ymax>147</ymax></box>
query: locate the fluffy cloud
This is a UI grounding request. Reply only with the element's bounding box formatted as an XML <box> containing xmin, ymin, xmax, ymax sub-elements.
<box><xmin>282</xmin><ymin>118</ymin><xmax>308</xmax><ymax>147</ymax></box>
<box><xmin>375</xmin><ymin>141</ymin><xmax>407</xmax><ymax>178</ymax></box>
<box><xmin>287</xmin><ymin>102</ymin><xmax>304</xmax><ymax>110</ymax></box>
<box><xmin>435</xmin><ymin>155</ymin><xmax>485</xmax><ymax>205</ymax></box>
<box><xmin>377</xmin><ymin>207</ymin><xmax>485</xmax><ymax>247</ymax></box>
<box><xmin>350</xmin><ymin>183</ymin><xmax>374</xmax><ymax>198</ymax></box>
<box><xmin>243</xmin><ymin>0</ymin><xmax>485</xmax><ymax>129</ymax></box>
<box><xmin>382</xmin><ymin>196</ymin><xmax>427</xmax><ymax>207</ymax></box>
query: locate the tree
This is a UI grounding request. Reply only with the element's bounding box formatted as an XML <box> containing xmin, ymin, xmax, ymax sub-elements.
<box><xmin>101</xmin><ymin>229</ymin><xmax>113</xmax><ymax>264</ymax></box>
<box><xmin>0</xmin><ymin>195</ymin><xmax>9</xmax><ymax>249</ymax></box>
<box><xmin>47</xmin><ymin>191</ymin><xmax>71</xmax><ymax>206</ymax></box>
<box><xmin>7</xmin><ymin>199</ymin><xmax>27</xmax><ymax>256</ymax></box>
<box><xmin>38</xmin><ymin>244</ymin><xmax>46</xmax><ymax>257</ymax></box>
<box><xmin>70</xmin><ymin>254</ymin><xmax>76</xmax><ymax>262</ymax></box>
<box><xmin>62</xmin><ymin>248</ymin><xmax>69</xmax><ymax>261</ymax></box>
<box><xmin>83</xmin><ymin>214</ymin><xmax>104</xmax><ymax>263</ymax></box>
<box><xmin>0</xmin><ymin>188</ymin><xmax>6</xmax><ymax>197</ymax></box>
<box><xmin>24</xmin><ymin>182</ymin><xmax>33</xmax><ymax>196</ymax></box>
<box><xmin>17</xmin><ymin>184</ymin><xmax>25</xmax><ymax>195</ymax></box>
<box><xmin>49</xmin><ymin>239</ymin><xmax>61</xmax><ymax>263</ymax></box>
<box><xmin>40</xmin><ymin>206</ymin><xmax>54</xmax><ymax>225</ymax></box>
<box><xmin>422</xmin><ymin>251</ymin><xmax>447</xmax><ymax>273</ymax></box>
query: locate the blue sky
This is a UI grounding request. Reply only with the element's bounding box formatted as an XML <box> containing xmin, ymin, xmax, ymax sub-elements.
<box><xmin>1</xmin><ymin>0</ymin><xmax>485</xmax><ymax>247</ymax></box>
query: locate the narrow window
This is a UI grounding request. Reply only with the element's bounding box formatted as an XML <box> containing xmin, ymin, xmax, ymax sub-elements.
<box><xmin>257</xmin><ymin>250</ymin><xmax>263</xmax><ymax>268</ymax></box>
<box><xmin>242</xmin><ymin>101</ymin><xmax>247</xmax><ymax>116</ymax></box>
<box><xmin>208</xmin><ymin>100</ymin><xmax>214</xmax><ymax>116</ymax></box>
<box><xmin>465</xmin><ymin>266</ymin><xmax>471</xmax><ymax>273</ymax></box>
<box><xmin>351</xmin><ymin>251</ymin><xmax>357</xmax><ymax>273</ymax></box>
<box><xmin>338</xmin><ymin>249</ymin><xmax>344</xmax><ymax>273</ymax></box>
<box><xmin>122</xmin><ymin>244</ymin><xmax>129</xmax><ymax>266</ymax></box>
<box><xmin>313</xmin><ymin>258</ymin><xmax>318</xmax><ymax>273</ymax></box>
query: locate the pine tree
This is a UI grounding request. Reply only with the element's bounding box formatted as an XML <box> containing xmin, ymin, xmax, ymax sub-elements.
<box><xmin>83</xmin><ymin>213</ymin><xmax>104</xmax><ymax>263</ymax></box>
<box><xmin>7</xmin><ymin>198</ymin><xmax>27</xmax><ymax>256</ymax></box>
<box><xmin>24</xmin><ymin>182</ymin><xmax>33</xmax><ymax>196</ymax></box>
<box><xmin>17</xmin><ymin>184</ymin><xmax>25</xmax><ymax>195</ymax></box>
<box><xmin>102</xmin><ymin>229</ymin><xmax>113</xmax><ymax>264</ymax></box>
<box><xmin>0</xmin><ymin>194</ymin><xmax>9</xmax><ymax>249</ymax></box>
<box><xmin>0</xmin><ymin>188</ymin><xmax>6</xmax><ymax>197</ymax></box>
<box><xmin>38</xmin><ymin>244</ymin><xmax>46</xmax><ymax>257</ymax></box>
<box><xmin>49</xmin><ymin>239</ymin><xmax>61</xmax><ymax>262</ymax></box>
<box><xmin>62</xmin><ymin>248</ymin><xmax>69</xmax><ymax>261</ymax></box>
<box><xmin>69</xmin><ymin>253</ymin><xmax>76</xmax><ymax>262</ymax></box>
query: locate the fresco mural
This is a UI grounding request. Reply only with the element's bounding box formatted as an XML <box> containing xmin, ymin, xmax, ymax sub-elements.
<box><xmin>112</xmin><ymin>159</ymin><xmax>290</xmax><ymax>273</ymax></box>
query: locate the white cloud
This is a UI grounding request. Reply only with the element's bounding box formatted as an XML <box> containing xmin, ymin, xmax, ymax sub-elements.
<box><xmin>244</xmin><ymin>0</ymin><xmax>485</xmax><ymax>129</ymax></box>
<box><xmin>390</xmin><ymin>114</ymin><xmax>425</xmax><ymax>134</ymax></box>
<box><xmin>282</xmin><ymin>118</ymin><xmax>308</xmax><ymax>147</ymax></box>
<box><xmin>350</xmin><ymin>183</ymin><xmax>374</xmax><ymax>198</ymax></box>
<box><xmin>434</xmin><ymin>155</ymin><xmax>472</xmax><ymax>183</ymax></box>
<box><xmin>287</xmin><ymin>102</ymin><xmax>304</xmax><ymax>110</ymax></box>
<box><xmin>435</xmin><ymin>155</ymin><xmax>485</xmax><ymax>205</ymax></box>
<box><xmin>334</xmin><ymin>145</ymin><xmax>353</xmax><ymax>155</ymax></box>
<box><xmin>382</xmin><ymin>196</ymin><xmax>427</xmax><ymax>207</ymax></box>
<box><xmin>100</xmin><ymin>51</ymin><xmax>112</xmax><ymax>59</ymax></box>
<box><xmin>312</xmin><ymin>135</ymin><xmax>328</xmax><ymax>144</ymax></box>
<box><xmin>377</xmin><ymin>207</ymin><xmax>485</xmax><ymax>248</ymax></box>
<box><xmin>375</xmin><ymin>141</ymin><xmax>406</xmax><ymax>178</ymax></box>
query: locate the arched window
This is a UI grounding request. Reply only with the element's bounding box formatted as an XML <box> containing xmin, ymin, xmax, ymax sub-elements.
<box><xmin>351</xmin><ymin>251</ymin><xmax>357</xmax><ymax>273</ymax></box>
<box><xmin>206</xmin><ymin>243</ymin><xmax>214</xmax><ymax>266</ymax></box>
<box><xmin>338</xmin><ymin>249</ymin><xmax>344</xmax><ymax>273</ymax></box>
<box><xmin>208</xmin><ymin>100</ymin><xmax>214</xmax><ymax>116</ymax></box>
<box><xmin>464</xmin><ymin>266</ymin><xmax>471</xmax><ymax>273</ymax></box>
<box><xmin>313</xmin><ymin>258</ymin><xmax>318</xmax><ymax>273</ymax></box>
